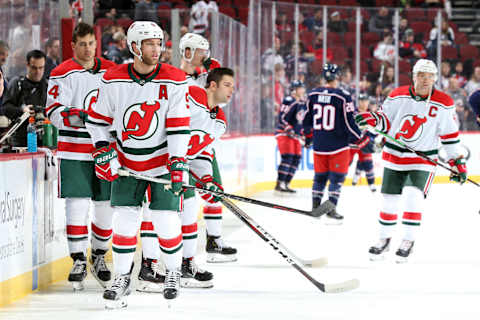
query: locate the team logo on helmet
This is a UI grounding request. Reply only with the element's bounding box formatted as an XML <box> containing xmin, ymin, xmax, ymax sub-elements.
<box><xmin>83</xmin><ymin>89</ymin><xmax>99</xmax><ymax>112</ymax></box>
<box><xmin>122</xmin><ymin>101</ymin><xmax>160</xmax><ymax>141</ymax></box>
<box><xmin>395</xmin><ymin>114</ymin><xmax>427</xmax><ymax>142</ymax></box>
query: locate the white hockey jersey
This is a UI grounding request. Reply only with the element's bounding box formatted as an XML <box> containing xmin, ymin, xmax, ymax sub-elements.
<box><xmin>85</xmin><ymin>63</ymin><xmax>190</xmax><ymax>177</ymax></box>
<box><xmin>380</xmin><ymin>85</ymin><xmax>461</xmax><ymax>172</ymax></box>
<box><xmin>187</xmin><ymin>85</ymin><xmax>227</xmax><ymax>178</ymax></box>
<box><xmin>45</xmin><ymin>58</ymin><xmax>116</xmax><ymax>161</ymax></box>
<box><xmin>185</xmin><ymin>58</ymin><xmax>221</xmax><ymax>88</ymax></box>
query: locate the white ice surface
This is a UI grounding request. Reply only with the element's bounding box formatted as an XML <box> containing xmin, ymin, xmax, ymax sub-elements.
<box><xmin>1</xmin><ymin>183</ymin><xmax>480</xmax><ymax>320</ymax></box>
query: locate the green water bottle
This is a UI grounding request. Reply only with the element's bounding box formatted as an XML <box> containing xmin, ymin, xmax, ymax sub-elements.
<box><xmin>42</xmin><ymin>118</ymin><xmax>54</xmax><ymax>147</ymax></box>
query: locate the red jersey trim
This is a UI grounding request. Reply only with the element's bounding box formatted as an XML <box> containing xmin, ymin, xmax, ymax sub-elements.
<box><xmin>440</xmin><ymin>131</ymin><xmax>459</xmax><ymax>140</ymax></box>
<box><xmin>382</xmin><ymin>151</ymin><xmax>435</xmax><ymax>166</ymax></box>
<box><xmin>117</xmin><ymin>152</ymin><xmax>168</xmax><ymax>171</ymax></box>
<box><xmin>166</xmin><ymin>117</ymin><xmax>190</xmax><ymax>127</ymax></box>
<box><xmin>89</xmin><ymin>109</ymin><xmax>113</xmax><ymax>124</ymax></box>
<box><xmin>57</xmin><ymin>142</ymin><xmax>95</xmax><ymax>153</ymax></box>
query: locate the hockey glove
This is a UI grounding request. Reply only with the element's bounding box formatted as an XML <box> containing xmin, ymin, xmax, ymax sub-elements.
<box><xmin>448</xmin><ymin>156</ymin><xmax>467</xmax><ymax>184</ymax></box>
<box><xmin>92</xmin><ymin>143</ymin><xmax>119</xmax><ymax>182</ymax></box>
<box><xmin>167</xmin><ymin>157</ymin><xmax>188</xmax><ymax>195</ymax></box>
<box><xmin>355</xmin><ymin>112</ymin><xmax>381</xmax><ymax>130</ymax></box>
<box><xmin>61</xmin><ymin>107</ymin><xmax>88</xmax><ymax>128</ymax></box>
<box><xmin>353</xmin><ymin>135</ymin><xmax>374</xmax><ymax>154</ymax></box>
<box><xmin>196</xmin><ymin>174</ymin><xmax>224</xmax><ymax>203</ymax></box>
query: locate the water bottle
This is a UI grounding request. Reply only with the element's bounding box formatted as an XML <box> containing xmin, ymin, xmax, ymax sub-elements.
<box><xmin>42</xmin><ymin>118</ymin><xmax>54</xmax><ymax>147</ymax></box>
<box><xmin>27</xmin><ymin>116</ymin><xmax>37</xmax><ymax>152</ymax></box>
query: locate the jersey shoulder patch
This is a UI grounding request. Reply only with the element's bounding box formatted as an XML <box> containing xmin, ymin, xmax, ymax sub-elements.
<box><xmin>156</xmin><ymin>63</ymin><xmax>187</xmax><ymax>82</ymax></box>
<box><xmin>99</xmin><ymin>58</ymin><xmax>116</xmax><ymax>70</ymax></box>
<box><xmin>431</xmin><ymin>89</ymin><xmax>454</xmax><ymax>108</ymax></box>
<box><xmin>103</xmin><ymin>64</ymin><xmax>130</xmax><ymax>81</ymax></box>
<box><xmin>388</xmin><ymin>85</ymin><xmax>410</xmax><ymax>98</ymax></box>
<box><xmin>49</xmin><ymin>59</ymin><xmax>84</xmax><ymax>77</ymax></box>
<box><xmin>188</xmin><ymin>85</ymin><xmax>208</xmax><ymax>107</ymax></box>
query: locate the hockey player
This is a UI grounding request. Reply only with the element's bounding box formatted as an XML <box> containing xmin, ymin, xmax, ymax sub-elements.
<box><xmin>181</xmin><ymin>67</ymin><xmax>235</xmax><ymax>287</ymax></box>
<box><xmin>275</xmin><ymin>80</ymin><xmax>308</xmax><ymax>194</ymax></box>
<box><xmin>355</xmin><ymin>59</ymin><xmax>467</xmax><ymax>262</ymax></box>
<box><xmin>178</xmin><ymin>32</ymin><xmax>237</xmax><ymax>262</ymax></box>
<box><xmin>303</xmin><ymin>64</ymin><xmax>372</xmax><ymax>224</ymax></box>
<box><xmin>350</xmin><ymin>94</ymin><xmax>377</xmax><ymax>192</ymax></box>
<box><xmin>45</xmin><ymin>22</ymin><xmax>116</xmax><ymax>290</ymax></box>
<box><xmin>86</xmin><ymin>21</ymin><xmax>190</xmax><ymax>307</ymax></box>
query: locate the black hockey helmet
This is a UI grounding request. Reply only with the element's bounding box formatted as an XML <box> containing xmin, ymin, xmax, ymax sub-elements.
<box><xmin>322</xmin><ymin>63</ymin><xmax>340</xmax><ymax>82</ymax></box>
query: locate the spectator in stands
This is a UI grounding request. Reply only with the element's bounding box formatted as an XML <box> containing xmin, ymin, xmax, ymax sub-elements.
<box><xmin>260</xmin><ymin>83</ymin><xmax>273</xmax><ymax>132</ymax></box>
<box><xmin>180</xmin><ymin>25</ymin><xmax>189</xmax><ymax>38</ymax></box>
<box><xmin>439</xmin><ymin>61</ymin><xmax>451</xmax><ymax>90</ymax></box>
<box><xmin>373</xmin><ymin>32</ymin><xmax>395</xmax><ymax>65</ymax></box>
<box><xmin>454</xmin><ymin>98</ymin><xmax>476</xmax><ymax>131</ymax></box>
<box><xmin>274</xmin><ymin>63</ymin><xmax>286</xmax><ymax>116</ymax></box>
<box><xmin>452</xmin><ymin>61</ymin><xmax>467</xmax><ymax>88</ymax></box>
<box><xmin>262</xmin><ymin>36</ymin><xmax>285</xmax><ymax>73</ymax></box>
<box><xmin>44</xmin><ymin>37</ymin><xmax>60</xmax><ymax>79</ymax></box>
<box><xmin>276</xmin><ymin>12</ymin><xmax>293</xmax><ymax>33</ymax></box>
<box><xmin>397</xmin><ymin>17</ymin><xmax>410</xmax><ymax>41</ymax></box>
<box><xmin>304</xmin><ymin>9</ymin><xmax>323</xmax><ymax>33</ymax></box>
<box><xmin>3</xmin><ymin>50</ymin><xmax>47</xmax><ymax>147</ymax></box>
<box><xmin>189</xmin><ymin>0</ymin><xmax>218</xmax><ymax>36</ymax></box>
<box><xmin>399</xmin><ymin>28</ymin><xmax>427</xmax><ymax>63</ymax></box>
<box><xmin>0</xmin><ymin>41</ymin><xmax>9</xmax><ymax>113</ymax></box>
<box><xmin>368</xmin><ymin>7</ymin><xmax>392</xmax><ymax>35</ymax></box>
<box><xmin>340</xmin><ymin>66</ymin><xmax>355</xmax><ymax>96</ymax></box>
<box><xmin>106</xmin><ymin>31</ymin><xmax>129</xmax><ymax>64</ymax></box>
<box><xmin>328</xmin><ymin>11</ymin><xmax>348</xmax><ymax>34</ymax></box>
<box><xmin>464</xmin><ymin>66</ymin><xmax>480</xmax><ymax>96</ymax></box>
<box><xmin>376</xmin><ymin>65</ymin><xmax>395</xmax><ymax>99</ymax></box>
<box><xmin>447</xmin><ymin>77</ymin><xmax>468</xmax><ymax>109</ymax></box>
<box><xmin>284</xmin><ymin>42</ymin><xmax>311</xmax><ymax>82</ymax></box>
<box><xmin>426</xmin><ymin>19</ymin><xmax>455</xmax><ymax>58</ymax></box>
<box><xmin>307</xmin><ymin>32</ymin><xmax>333</xmax><ymax>63</ymax></box>
<box><xmin>134</xmin><ymin>0</ymin><xmax>158</xmax><ymax>24</ymax></box>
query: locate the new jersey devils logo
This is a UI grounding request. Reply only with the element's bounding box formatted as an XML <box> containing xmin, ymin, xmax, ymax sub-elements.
<box><xmin>122</xmin><ymin>101</ymin><xmax>160</xmax><ymax>141</ymax></box>
<box><xmin>83</xmin><ymin>89</ymin><xmax>99</xmax><ymax>112</ymax></box>
<box><xmin>395</xmin><ymin>114</ymin><xmax>427</xmax><ymax>142</ymax></box>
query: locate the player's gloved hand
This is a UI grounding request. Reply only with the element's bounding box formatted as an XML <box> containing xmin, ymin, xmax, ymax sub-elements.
<box><xmin>448</xmin><ymin>156</ymin><xmax>467</xmax><ymax>184</ymax></box>
<box><xmin>92</xmin><ymin>142</ymin><xmax>119</xmax><ymax>182</ymax></box>
<box><xmin>355</xmin><ymin>112</ymin><xmax>381</xmax><ymax>130</ymax></box>
<box><xmin>61</xmin><ymin>107</ymin><xmax>88</xmax><ymax>128</ymax></box>
<box><xmin>167</xmin><ymin>157</ymin><xmax>188</xmax><ymax>195</ymax></box>
<box><xmin>354</xmin><ymin>135</ymin><xmax>374</xmax><ymax>154</ymax></box>
<box><xmin>196</xmin><ymin>174</ymin><xmax>224</xmax><ymax>203</ymax></box>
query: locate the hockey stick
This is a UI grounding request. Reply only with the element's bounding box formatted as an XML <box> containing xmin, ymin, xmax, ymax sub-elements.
<box><xmin>370</xmin><ymin>127</ymin><xmax>480</xmax><ymax>187</ymax></box>
<box><xmin>116</xmin><ymin>169</ymin><xmax>335</xmax><ymax>218</ymax></box>
<box><xmin>220</xmin><ymin>198</ymin><xmax>359</xmax><ymax>293</ymax></box>
<box><xmin>0</xmin><ymin>111</ymin><xmax>30</xmax><ymax>144</ymax></box>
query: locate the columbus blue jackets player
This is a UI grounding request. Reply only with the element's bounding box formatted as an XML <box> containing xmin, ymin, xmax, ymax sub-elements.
<box><xmin>468</xmin><ymin>89</ymin><xmax>480</xmax><ymax>127</ymax></box>
<box><xmin>303</xmin><ymin>64</ymin><xmax>371</xmax><ymax>223</ymax></box>
<box><xmin>275</xmin><ymin>80</ymin><xmax>309</xmax><ymax>193</ymax></box>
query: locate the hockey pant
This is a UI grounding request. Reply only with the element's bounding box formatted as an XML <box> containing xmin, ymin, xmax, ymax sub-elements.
<box><xmin>313</xmin><ymin>150</ymin><xmax>350</xmax><ymax>206</ymax></box>
<box><xmin>276</xmin><ymin>135</ymin><xmax>302</xmax><ymax>184</ymax></box>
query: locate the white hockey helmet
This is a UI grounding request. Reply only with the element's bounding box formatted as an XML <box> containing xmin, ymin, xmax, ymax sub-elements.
<box><xmin>127</xmin><ymin>21</ymin><xmax>165</xmax><ymax>61</ymax></box>
<box><xmin>179</xmin><ymin>33</ymin><xmax>210</xmax><ymax>63</ymax></box>
<box><xmin>412</xmin><ymin>59</ymin><xmax>438</xmax><ymax>81</ymax></box>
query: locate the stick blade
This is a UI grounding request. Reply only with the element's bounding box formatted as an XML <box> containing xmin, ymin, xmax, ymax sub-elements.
<box><xmin>302</xmin><ymin>257</ymin><xmax>328</xmax><ymax>268</ymax></box>
<box><xmin>310</xmin><ymin>200</ymin><xmax>336</xmax><ymax>218</ymax></box>
<box><xmin>322</xmin><ymin>278</ymin><xmax>360</xmax><ymax>293</ymax></box>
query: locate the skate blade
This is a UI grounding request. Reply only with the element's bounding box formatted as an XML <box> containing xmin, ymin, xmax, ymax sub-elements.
<box><xmin>274</xmin><ymin>190</ymin><xmax>294</xmax><ymax>197</ymax></box>
<box><xmin>395</xmin><ymin>256</ymin><xmax>409</xmax><ymax>264</ymax></box>
<box><xmin>180</xmin><ymin>278</ymin><xmax>213</xmax><ymax>289</ymax></box>
<box><xmin>369</xmin><ymin>253</ymin><xmax>387</xmax><ymax>261</ymax></box>
<box><xmin>70</xmin><ymin>281</ymin><xmax>85</xmax><ymax>291</ymax></box>
<box><xmin>105</xmin><ymin>297</ymin><xmax>128</xmax><ymax>310</ymax></box>
<box><xmin>136</xmin><ymin>280</ymin><xmax>164</xmax><ymax>293</ymax></box>
<box><xmin>206</xmin><ymin>253</ymin><xmax>237</xmax><ymax>263</ymax></box>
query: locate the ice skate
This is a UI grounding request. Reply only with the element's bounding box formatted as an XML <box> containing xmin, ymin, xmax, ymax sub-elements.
<box><xmin>284</xmin><ymin>183</ymin><xmax>297</xmax><ymax>193</ymax></box>
<box><xmin>369</xmin><ymin>184</ymin><xmax>377</xmax><ymax>192</ymax></box>
<box><xmin>395</xmin><ymin>240</ymin><xmax>414</xmax><ymax>263</ymax></box>
<box><xmin>206</xmin><ymin>234</ymin><xmax>237</xmax><ymax>263</ymax></box>
<box><xmin>181</xmin><ymin>258</ymin><xmax>213</xmax><ymax>288</ymax></box>
<box><xmin>68</xmin><ymin>253</ymin><xmax>87</xmax><ymax>291</ymax></box>
<box><xmin>369</xmin><ymin>238</ymin><xmax>391</xmax><ymax>261</ymax></box>
<box><xmin>137</xmin><ymin>257</ymin><xmax>165</xmax><ymax>293</ymax></box>
<box><xmin>104</xmin><ymin>266</ymin><xmax>133</xmax><ymax>309</ymax></box>
<box><xmin>325</xmin><ymin>210</ymin><xmax>344</xmax><ymax>225</ymax></box>
<box><xmin>163</xmin><ymin>269</ymin><xmax>181</xmax><ymax>300</ymax></box>
<box><xmin>90</xmin><ymin>249</ymin><xmax>111</xmax><ymax>288</ymax></box>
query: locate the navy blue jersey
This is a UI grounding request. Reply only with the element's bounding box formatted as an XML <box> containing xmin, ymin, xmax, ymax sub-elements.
<box><xmin>303</xmin><ymin>87</ymin><xmax>362</xmax><ymax>153</ymax></box>
<box><xmin>275</xmin><ymin>95</ymin><xmax>305</xmax><ymax>137</ymax></box>
<box><xmin>469</xmin><ymin>89</ymin><xmax>480</xmax><ymax>117</ymax></box>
